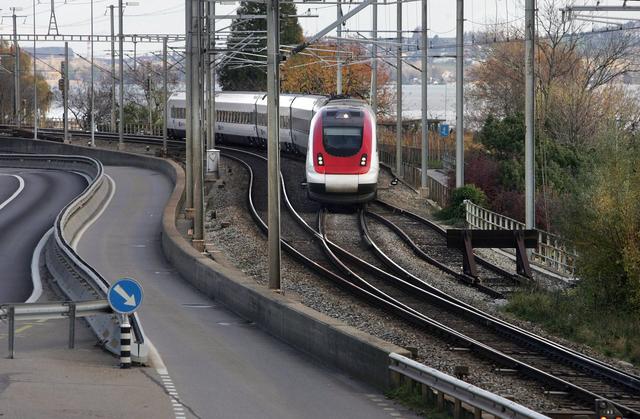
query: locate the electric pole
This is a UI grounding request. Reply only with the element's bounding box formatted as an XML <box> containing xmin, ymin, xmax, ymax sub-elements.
<box><xmin>421</xmin><ymin>0</ymin><xmax>428</xmax><ymax>189</ymax></box>
<box><xmin>162</xmin><ymin>36</ymin><xmax>168</xmax><ymax>154</ymax></box>
<box><xmin>455</xmin><ymin>0</ymin><xmax>464</xmax><ymax>187</ymax></box>
<box><xmin>370</xmin><ymin>1</ymin><xmax>377</xmax><ymax>117</ymax></box>
<box><xmin>32</xmin><ymin>0</ymin><xmax>37</xmax><ymax>140</ymax></box>
<box><xmin>396</xmin><ymin>0</ymin><xmax>402</xmax><ymax>176</ymax></box>
<box><xmin>118</xmin><ymin>0</ymin><xmax>125</xmax><ymax>149</ymax></box>
<box><xmin>267</xmin><ymin>0</ymin><xmax>281</xmax><ymax>290</ymax></box>
<box><xmin>109</xmin><ymin>5</ymin><xmax>116</xmax><ymax>133</ymax></box>
<box><xmin>63</xmin><ymin>42</ymin><xmax>69</xmax><ymax>143</ymax></box>
<box><xmin>207</xmin><ymin>0</ymin><xmax>216</xmax><ymax>151</ymax></box>
<box><xmin>12</xmin><ymin>10</ymin><xmax>22</xmax><ymax>127</ymax></box>
<box><xmin>525</xmin><ymin>0</ymin><xmax>536</xmax><ymax>229</ymax></box>
<box><xmin>90</xmin><ymin>0</ymin><xmax>95</xmax><ymax>146</ymax></box>
<box><xmin>336</xmin><ymin>0</ymin><xmax>342</xmax><ymax>95</ymax></box>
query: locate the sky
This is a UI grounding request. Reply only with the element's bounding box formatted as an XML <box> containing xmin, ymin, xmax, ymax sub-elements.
<box><xmin>0</xmin><ymin>0</ymin><xmax>637</xmax><ymax>58</ymax></box>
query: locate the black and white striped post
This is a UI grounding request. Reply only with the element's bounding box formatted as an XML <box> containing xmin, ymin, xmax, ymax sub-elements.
<box><xmin>120</xmin><ymin>314</ymin><xmax>132</xmax><ymax>369</ymax></box>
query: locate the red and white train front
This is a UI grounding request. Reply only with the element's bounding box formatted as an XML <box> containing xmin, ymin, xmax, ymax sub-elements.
<box><xmin>306</xmin><ymin>100</ymin><xmax>379</xmax><ymax>204</ymax></box>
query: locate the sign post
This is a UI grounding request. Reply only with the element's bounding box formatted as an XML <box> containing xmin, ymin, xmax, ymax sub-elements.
<box><xmin>108</xmin><ymin>278</ymin><xmax>143</xmax><ymax>369</ymax></box>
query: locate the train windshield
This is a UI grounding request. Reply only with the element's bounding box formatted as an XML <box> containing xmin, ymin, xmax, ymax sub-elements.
<box><xmin>323</xmin><ymin>127</ymin><xmax>363</xmax><ymax>157</ymax></box>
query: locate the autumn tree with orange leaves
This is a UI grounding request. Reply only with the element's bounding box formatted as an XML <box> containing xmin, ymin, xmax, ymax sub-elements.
<box><xmin>281</xmin><ymin>42</ymin><xmax>393</xmax><ymax>116</ymax></box>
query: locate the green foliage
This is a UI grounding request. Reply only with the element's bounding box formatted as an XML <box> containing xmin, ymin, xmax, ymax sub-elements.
<box><xmin>559</xmin><ymin>131</ymin><xmax>640</xmax><ymax>312</ymax></box>
<box><xmin>505</xmin><ymin>289</ymin><xmax>640</xmax><ymax>366</ymax></box>
<box><xmin>218</xmin><ymin>1</ymin><xmax>303</xmax><ymax>91</ymax></box>
<box><xmin>478</xmin><ymin>113</ymin><xmax>525</xmax><ymax>160</ymax></box>
<box><xmin>437</xmin><ymin>184</ymin><xmax>487</xmax><ymax>222</ymax></box>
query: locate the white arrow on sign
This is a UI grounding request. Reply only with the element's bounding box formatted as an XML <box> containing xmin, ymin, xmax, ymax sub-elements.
<box><xmin>114</xmin><ymin>284</ymin><xmax>137</xmax><ymax>307</ymax></box>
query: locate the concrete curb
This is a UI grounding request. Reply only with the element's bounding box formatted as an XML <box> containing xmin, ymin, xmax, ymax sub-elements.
<box><xmin>0</xmin><ymin>137</ymin><xmax>410</xmax><ymax>390</ymax></box>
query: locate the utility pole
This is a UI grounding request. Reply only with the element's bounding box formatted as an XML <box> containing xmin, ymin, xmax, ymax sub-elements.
<box><xmin>147</xmin><ymin>72</ymin><xmax>152</xmax><ymax>133</ymax></box>
<box><xmin>162</xmin><ymin>36</ymin><xmax>168</xmax><ymax>154</ymax></box>
<box><xmin>207</xmin><ymin>0</ymin><xmax>215</xmax><ymax>150</ymax></box>
<box><xmin>48</xmin><ymin>0</ymin><xmax>59</xmax><ymax>35</ymax></box>
<box><xmin>525</xmin><ymin>0</ymin><xmax>536</xmax><ymax>229</ymax></box>
<box><xmin>267</xmin><ymin>0</ymin><xmax>281</xmax><ymax>290</ymax></box>
<box><xmin>118</xmin><ymin>0</ymin><xmax>125</xmax><ymax>149</ymax></box>
<box><xmin>32</xmin><ymin>0</ymin><xmax>37</xmax><ymax>140</ymax></box>
<box><xmin>90</xmin><ymin>0</ymin><xmax>95</xmax><ymax>146</ymax></box>
<box><xmin>396</xmin><ymin>0</ymin><xmax>402</xmax><ymax>177</ymax></box>
<box><xmin>109</xmin><ymin>5</ymin><xmax>116</xmax><ymax>132</ymax></box>
<box><xmin>189</xmin><ymin>0</ymin><xmax>204</xmax><ymax>249</ymax></box>
<box><xmin>455</xmin><ymin>0</ymin><xmax>464</xmax><ymax>187</ymax></box>
<box><xmin>336</xmin><ymin>0</ymin><xmax>342</xmax><ymax>95</ymax></box>
<box><xmin>185</xmin><ymin>0</ymin><xmax>193</xmax><ymax>210</ymax></box>
<box><xmin>420</xmin><ymin>0</ymin><xmax>428</xmax><ymax>189</ymax></box>
<box><xmin>370</xmin><ymin>1</ymin><xmax>377</xmax><ymax>117</ymax></box>
<box><xmin>12</xmin><ymin>11</ymin><xmax>21</xmax><ymax>127</ymax></box>
<box><xmin>63</xmin><ymin>42</ymin><xmax>69</xmax><ymax>143</ymax></box>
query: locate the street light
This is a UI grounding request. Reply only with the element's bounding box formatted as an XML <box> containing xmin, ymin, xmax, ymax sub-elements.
<box><xmin>117</xmin><ymin>0</ymin><xmax>140</xmax><ymax>149</ymax></box>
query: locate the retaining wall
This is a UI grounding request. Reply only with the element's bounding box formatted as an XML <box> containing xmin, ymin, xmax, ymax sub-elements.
<box><xmin>0</xmin><ymin>137</ymin><xmax>410</xmax><ymax>390</ymax></box>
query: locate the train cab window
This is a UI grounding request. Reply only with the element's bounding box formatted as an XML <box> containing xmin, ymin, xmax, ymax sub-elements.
<box><xmin>323</xmin><ymin>127</ymin><xmax>362</xmax><ymax>157</ymax></box>
<box><xmin>171</xmin><ymin>107</ymin><xmax>186</xmax><ymax>119</ymax></box>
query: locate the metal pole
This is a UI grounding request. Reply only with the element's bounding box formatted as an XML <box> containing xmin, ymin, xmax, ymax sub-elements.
<box><xmin>33</xmin><ymin>0</ymin><xmax>38</xmax><ymax>139</ymax></box>
<box><xmin>185</xmin><ymin>0</ymin><xmax>193</xmax><ymax>209</ymax></box>
<box><xmin>118</xmin><ymin>0</ymin><xmax>125</xmax><ymax>149</ymax></box>
<box><xmin>64</xmin><ymin>42</ymin><xmax>69</xmax><ymax>143</ymax></box>
<box><xmin>395</xmin><ymin>0</ymin><xmax>402</xmax><ymax>176</ymax></box>
<box><xmin>147</xmin><ymin>73</ymin><xmax>152</xmax><ymax>134</ymax></box>
<box><xmin>336</xmin><ymin>0</ymin><xmax>342</xmax><ymax>95</ymax></box>
<box><xmin>68</xmin><ymin>302</ymin><xmax>76</xmax><ymax>349</ymax></box>
<box><xmin>525</xmin><ymin>0</ymin><xmax>536</xmax><ymax>229</ymax></box>
<box><xmin>455</xmin><ymin>0</ymin><xmax>464</xmax><ymax>187</ymax></box>
<box><xmin>110</xmin><ymin>6</ymin><xmax>116</xmax><ymax>132</ymax></box>
<box><xmin>370</xmin><ymin>1</ymin><xmax>377</xmax><ymax>117</ymax></box>
<box><xmin>12</xmin><ymin>14</ymin><xmax>20</xmax><ymax>128</ymax></box>
<box><xmin>90</xmin><ymin>0</ymin><xmax>95</xmax><ymax>146</ymax></box>
<box><xmin>207</xmin><ymin>0</ymin><xmax>215</xmax><ymax>150</ymax></box>
<box><xmin>191</xmin><ymin>0</ymin><xmax>204</xmax><ymax>245</ymax></box>
<box><xmin>267</xmin><ymin>0</ymin><xmax>281</xmax><ymax>290</ymax></box>
<box><xmin>8</xmin><ymin>306</ymin><xmax>15</xmax><ymax>359</ymax></box>
<box><xmin>162</xmin><ymin>37</ymin><xmax>168</xmax><ymax>153</ymax></box>
<box><xmin>420</xmin><ymin>0</ymin><xmax>428</xmax><ymax>189</ymax></box>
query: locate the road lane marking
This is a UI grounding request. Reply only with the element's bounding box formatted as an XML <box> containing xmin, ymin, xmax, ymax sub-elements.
<box><xmin>0</xmin><ymin>174</ymin><xmax>25</xmax><ymax>211</ymax></box>
<box><xmin>15</xmin><ymin>325</ymin><xmax>33</xmax><ymax>334</ymax></box>
<box><xmin>70</xmin><ymin>174</ymin><xmax>116</xmax><ymax>250</ymax></box>
<box><xmin>27</xmin><ymin>227</ymin><xmax>53</xmax><ymax>303</ymax></box>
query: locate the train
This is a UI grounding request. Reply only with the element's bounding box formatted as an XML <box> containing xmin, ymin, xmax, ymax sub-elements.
<box><xmin>167</xmin><ymin>91</ymin><xmax>379</xmax><ymax>204</ymax></box>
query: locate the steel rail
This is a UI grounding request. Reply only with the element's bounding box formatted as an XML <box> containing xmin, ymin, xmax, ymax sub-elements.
<box><xmin>218</xmin><ymin>146</ymin><xmax>640</xmax><ymax>417</ymax></box>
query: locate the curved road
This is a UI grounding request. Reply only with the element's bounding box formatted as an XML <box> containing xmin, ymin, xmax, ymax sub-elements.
<box><xmin>78</xmin><ymin>165</ymin><xmax>417</xmax><ymax>419</ymax></box>
<box><xmin>0</xmin><ymin>168</ymin><xmax>87</xmax><ymax>303</ymax></box>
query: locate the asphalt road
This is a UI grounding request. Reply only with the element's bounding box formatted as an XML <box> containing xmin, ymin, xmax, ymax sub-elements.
<box><xmin>0</xmin><ymin>168</ymin><xmax>87</xmax><ymax>303</ymax></box>
<box><xmin>77</xmin><ymin>165</ymin><xmax>417</xmax><ymax>419</ymax></box>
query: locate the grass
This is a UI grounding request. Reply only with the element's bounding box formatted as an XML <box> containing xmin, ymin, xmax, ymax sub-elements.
<box><xmin>504</xmin><ymin>289</ymin><xmax>640</xmax><ymax>367</ymax></box>
<box><xmin>385</xmin><ymin>383</ymin><xmax>452</xmax><ymax>418</ymax></box>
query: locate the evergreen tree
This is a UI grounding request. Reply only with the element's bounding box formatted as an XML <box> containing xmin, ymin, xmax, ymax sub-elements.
<box><xmin>218</xmin><ymin>1</ymin><xmax>303</xmax><ymax>91</ymax></box>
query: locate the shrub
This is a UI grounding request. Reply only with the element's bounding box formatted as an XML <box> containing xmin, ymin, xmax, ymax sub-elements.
<box><xmin>438</xmin><ymin>184</ymin><xmax>487</xmax><ymax>222</ymax></box>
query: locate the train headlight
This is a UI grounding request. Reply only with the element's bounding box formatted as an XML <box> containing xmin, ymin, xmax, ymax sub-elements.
<box><xmin>317</xmin><ymin>153</ymin><xmax>324</xmax><ymax>166</ymax></box>
<box><xmin>360</xmin><ymin>154</ymin><xmax>367</xmax><ymax>166</ymax></box>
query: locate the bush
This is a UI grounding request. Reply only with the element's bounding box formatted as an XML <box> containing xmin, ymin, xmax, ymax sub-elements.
<box><xmin>437</xmin><ymin>184</ymin><xmax>487</xmax><ymax>222</ymax></box>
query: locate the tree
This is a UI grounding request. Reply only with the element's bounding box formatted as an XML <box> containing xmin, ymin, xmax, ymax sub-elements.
<box><xmin>0</xmin><ymin>41</ymin><xmax>52</xmax><ymax>124</ymax></box>
<box><xmin>218</xmin><ymin>1</ymin><xmax>303</xmax><ymax>91</ymax></box>
<box><xmin>281</xmin><ymin>42</ymin><xmax>394</xmax><ymax>115</ymax></box>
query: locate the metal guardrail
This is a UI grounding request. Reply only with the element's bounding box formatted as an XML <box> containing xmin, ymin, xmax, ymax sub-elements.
<box><xmin>464</xmin><ymin>200</ymin><xmax>577</xmax><ymax>278</ymax></box>
<box><xmin>389</xmin><ymin>353</ymin><xmax>550</xmax><ymax>419</ymax></box>
<box><xmin>0</xmin><ymin>300</ymin><xmax>111</xmax><ymax>358</ymax></box>
<box><xmin>0</xmin><ymin>153</ymin><xmax>147</xmax><ymax>361</ymax></box>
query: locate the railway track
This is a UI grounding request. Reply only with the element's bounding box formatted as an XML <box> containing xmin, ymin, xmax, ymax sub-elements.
<box><xmin>364</xmin><ymin>199</ymin><xmax>524</xmax><ymax>299</ymax></box>
<box><xmin>6</xmin><ymin>127</ymin><xmax>640</xmax><ymax>416</ymax></box>
<box><xmin>220</xmin><ymin>146</ymin><xmax>640</xmax><ymax>418</ymax></box>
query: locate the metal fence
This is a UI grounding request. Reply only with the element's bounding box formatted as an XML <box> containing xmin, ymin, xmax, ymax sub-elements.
<box><xmin>389</xmin><ymin>353</ymin><xmax>549</xmax><ymax>419</ymax></box>
<box><xmin>464</xmin><ymin>200</ymin><xmax>577</xmax><ymax>277</ymax></box>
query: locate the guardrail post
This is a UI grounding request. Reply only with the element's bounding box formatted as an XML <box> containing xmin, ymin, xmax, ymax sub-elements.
<box><xmin>453</xmin><ymin>398</ymin><xmax>462</xmax><ymax>419</ymax></box>
<box><xmin>473</xmin><ymin>406</ymin><xmax>482</xmax><ymax>419</ymax></box>
<box><xmin>120</xmin><ymin>314</ymin><xmax>131</xmax><ymax>369</ymax></box>
<box><xmin>68</xmin><ymin>302</ymin><xmax>76</xmax><ymax>349</ymax></box>
<box><xmin>436</xmin><ymin>391</ymin><xmax>444</xmax><ymax>410</ymax></box>
<box><xmin>8</xmin><ymin>306</ymin><xmax>15</xmax><ymax>359</ymax></box>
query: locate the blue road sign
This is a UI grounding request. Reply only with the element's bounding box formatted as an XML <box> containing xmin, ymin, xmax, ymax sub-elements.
<box><xmin>108</xmin><ymin>278</ymin><xmax>143</xmax><ymax>314</ymax></box>
<box><xmin>439</xmin><ymin>124</ymin><xmax>450</xmax><ymax>137</ymax></box>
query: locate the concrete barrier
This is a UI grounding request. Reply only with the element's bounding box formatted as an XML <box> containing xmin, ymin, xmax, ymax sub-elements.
<box><xmin>0</xmin><ymin>137</ymin><xmax>409</xmax><ymax>390</ymax></box>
